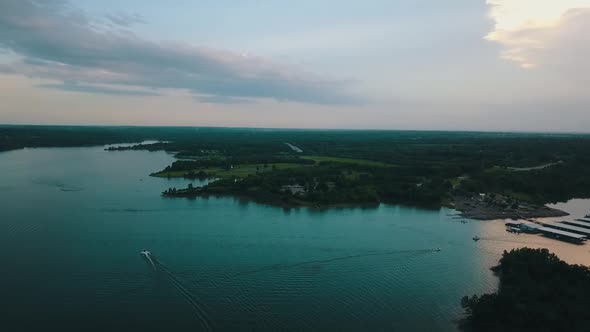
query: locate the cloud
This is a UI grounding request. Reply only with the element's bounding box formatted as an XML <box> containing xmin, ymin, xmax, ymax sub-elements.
<box><xmin>486</xmin><ymin>0</ymin><xmax>590</xmax><ymax>71</ymax></box>
<box><xmin>0</xmin><ymin>0</ymin><xmax>360</xmax><ymax>104</ymax></box>
<box><xmin>105</xmin><ymin>13</ymin><xmax>146</xmax><ymax>27</ymax></box>
<box><xmin>197</xmin><ymin>95</ymin><xmax>257</xmax><ymax>104</ymax></box>
<box><xmin>37</xmin><ymin>83</ymin><xmax>160</xmax><ymax>96</ymax></box>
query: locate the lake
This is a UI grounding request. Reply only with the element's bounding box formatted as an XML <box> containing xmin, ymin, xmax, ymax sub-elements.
<box><xmin>0</xmin><ymin>145</ymin><xmax>587</xmax><ymax>331</ymax></box>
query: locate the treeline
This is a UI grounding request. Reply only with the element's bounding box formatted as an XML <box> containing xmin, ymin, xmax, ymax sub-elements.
<box><xmin>105</xmin><ymin>142</ymin><xmax>170</xmax><ymax>151</ymax></box>
<box><xmin>162</xmin><ymin>156</ymin><xmax>314</xmax><ymax>172</ymax></box>
<box><xmin>137</xmin><ymin>130</ymin><xmax>590</xmax><ymax>205</ymax></box>
<box><xmin>458</xmin><ymin>152</ymin><xmax>590</xmax><ymax>203</ymax></box>
<box><xmin>148</xmin><ymin>128</ymin><xmax>590</xmax><ymax>207</ymax></box>
<box><xmin>459</xmin><ymin>248</ymin><xmax>590</xmax><ymax>332</ymax></box>
<box><xmin>192</xmin><ymin>163</ymin><xmax>452</xmax><ymax>207</ymax></box>
<box><xmin>5</xmin><ymin>126</ymin><xmax>590</xmax><ymax>170</ymax></box>
<box><xmin>6</xmin><ymin>125</ymin><xmax>590</xmax><ymax>206</ymax></box>
<box><xmin>0</xmin><ymin>125</ymin><xmax>152</xmax><ymax>151</ymax></box>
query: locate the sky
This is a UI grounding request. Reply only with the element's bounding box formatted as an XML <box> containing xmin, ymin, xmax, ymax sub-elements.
<box><xmin>0</xmin><ymin>0</ymin><xmax>589</xmax><ymax>132</ymax></box>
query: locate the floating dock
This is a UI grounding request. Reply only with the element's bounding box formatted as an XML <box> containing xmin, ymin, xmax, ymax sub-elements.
<box><xmin>537</xmin><ymin>227</ymin><xmax>587</xmax><ymax>244</ymax></box>
<box><xmin>505</xmin><ymin>222</ymin><xmax>542</xmax><ymax>234</ymax></box>
<box><xmin>505</xmin><ymin>221</ymin><xmax>590</xmax><ymax>244</ymax></box>
<box><xmin>563</xmin><ymin>220</ymin><xmax>590</xmax><ymax>230</ymax></box>
<box><xmin>540</xmin><ymin>221</ymin><xmax>590</xmax><ymax>237</ymax></box>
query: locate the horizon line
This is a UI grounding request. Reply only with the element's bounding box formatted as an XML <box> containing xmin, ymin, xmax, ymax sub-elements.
<box><xmin>1</xmin><ymin>123</ymin><xmax>590</xmax><ymax>135</ymax></box>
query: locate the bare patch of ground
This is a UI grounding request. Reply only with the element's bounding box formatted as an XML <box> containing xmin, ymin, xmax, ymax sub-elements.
<box><xmin>451</xmin><ymin>194</ymin><xmax>568</xmax><ymax>220</ymax></box>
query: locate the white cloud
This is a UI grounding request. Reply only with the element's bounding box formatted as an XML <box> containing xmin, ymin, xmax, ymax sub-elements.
<box><xmin>486</xmin><ymin>0</ymin><xmax>590</xmax><ymax>69</ymax></box>
<box><xmin>0</xmin><ymin>0</ymin><xmax>361</xmax><ymax>105</ymax></box>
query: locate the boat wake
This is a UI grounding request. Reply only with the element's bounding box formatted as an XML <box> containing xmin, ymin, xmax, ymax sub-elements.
<box><xmin>155</xmin><ymin>261</ymin><xmax>213</xmax><ymax>332</ymax></box>
<box><xmin>140</xmin><ymin>247</ymin><xmax>440</xmax><ymax>330</ymax></box>
<box><xmin>140</xmin><ymin>250</ymin><xmax>156</xmax><ymax>271</ymax></box>
<box><xmin>140</xmin><ymin>250</ymin><xmax>212</xmax><ymax>331</ymax></box>
<box><xmin>223</xmin><ymin>248</ymin><xmax>440</xmax><ymax>280</ymax></box>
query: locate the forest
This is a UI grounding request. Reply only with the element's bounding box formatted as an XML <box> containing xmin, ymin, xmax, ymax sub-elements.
<box><xmin>3</xmin><ymin>125</ymin><xmax>590</xmax><ymax>208</ymax></box>
<box><xmin>459</xmin><ymin>248</ymin><xmax>590</xmax><ymax>332</ymax></box>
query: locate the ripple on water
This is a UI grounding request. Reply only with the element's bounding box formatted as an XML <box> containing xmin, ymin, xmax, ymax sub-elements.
<box><xmin>149</xmin><ymin>248</ymin><xmax>460</xmax><ymax>331</ymax></box>
<box><xmin>0</xmin><ymin>146</ymin><xmax>514</xmax><ymax>331</ymax></box>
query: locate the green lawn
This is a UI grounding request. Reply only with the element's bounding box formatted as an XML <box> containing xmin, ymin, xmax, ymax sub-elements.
<box><xmin>449</xmin><ymin>176</ymin><xmax>468</xmax><ymax>188</ymax></box>
<box><xmin>201</xmin><ymin>163</ymin><xmax>304</xmax><ymax>178</ymax></box>
<box><xmin>302</xmin><ymin>155</ymin><xmax>391</xmax><ymax>167</ymax></box>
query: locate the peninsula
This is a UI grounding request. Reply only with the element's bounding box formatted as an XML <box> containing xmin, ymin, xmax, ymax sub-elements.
<box><xmin>2</xmin><ymin>126</ymin><xmax>589</xmax><ymax>219</ymax></box>
<box><xmin>142</xmin><ymin>128</ymin><xmax>590</xmax><ymax>219</ymax></box>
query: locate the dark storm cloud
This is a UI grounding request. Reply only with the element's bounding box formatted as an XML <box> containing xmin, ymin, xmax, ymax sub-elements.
<box><xmin>0</xmin><ymin>0</ymin><xmax>360</xmax><ymax>104</ymax></box>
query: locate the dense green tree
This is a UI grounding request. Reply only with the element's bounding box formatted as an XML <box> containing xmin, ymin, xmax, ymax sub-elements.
<box><xmin>459</xmin><ymin>248</ymin><xmax>590</xmax><ymax>332</ymax></box>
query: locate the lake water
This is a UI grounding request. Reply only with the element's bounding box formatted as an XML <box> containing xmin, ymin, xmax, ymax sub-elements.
<box><xmin>0</xmin><ymin>145</ymin><xmax>587</xmax><ymax>331</ymax></box>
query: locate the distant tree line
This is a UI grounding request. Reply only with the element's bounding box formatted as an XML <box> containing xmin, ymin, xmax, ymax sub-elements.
<box><xmin>5</xmin><ymin>125</ymin><xmax>590</xmax><ymax>206</ymax></box>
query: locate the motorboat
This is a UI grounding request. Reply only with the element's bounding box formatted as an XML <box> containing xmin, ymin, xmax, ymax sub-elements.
<box><xmin>140</xmin><ymin>249</ymin><xmax>156</xmax><ymax>270</ymax></box>
<box><xmin>506</xmin><ymin>227</ymin><xmax>522</xmax><ymax>234</ymax></box>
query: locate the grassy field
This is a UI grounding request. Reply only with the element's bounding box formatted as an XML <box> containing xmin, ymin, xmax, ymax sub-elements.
<box><xmin>154</xmin><ymin>155</ymin><xmax>390</xmax><ymax>179</ymax></box>
<box><xmin>216</xmin><ymin>163</ymin><xmax>304</xmax><ymax>178</ymax></box>
<box><xmin>302</xmin><ymin>155</ymin><xmax>391</xmax><ymax>167</ymax></box>
<box><xmin>449</xmin><ymin>176</ymin><xmax>467</xmax><ymax>188</ymax></box>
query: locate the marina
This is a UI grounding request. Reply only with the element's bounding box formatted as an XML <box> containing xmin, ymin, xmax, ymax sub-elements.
<box><xmin>503</xmin><ymin>220</ymin><xmax>590</xmax><ymax>244</ymax></box>
<box><xmin>536</xmin><ymin>227</ymin><xmax>587</xmax><ymax>244</ymax></box>
<box><xmin>539</xmin><ymin>221</ymin><xmax>590</xmax><ymax>237</ymax></box>
<box><xmin>563</xmin><ymin>220</ymin><xmax>590</xmax><ymax>229</ymax></box>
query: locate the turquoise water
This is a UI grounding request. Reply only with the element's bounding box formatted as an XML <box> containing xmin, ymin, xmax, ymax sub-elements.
<box><xmin>0</xmin><ymin>146</ymin><xmax>500</xmax><ymax>331</ymax></box>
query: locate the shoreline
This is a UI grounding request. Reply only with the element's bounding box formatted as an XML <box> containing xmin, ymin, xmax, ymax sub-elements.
<box><xmin>451</xmin><ymin>195</ymin><xmax>569</xmax><ymax>220</ymax></box>
<box><xmin>162</xmin><ymin>190</ymin><xmax>569</xmax><ymax>220</ymax></box>
<box><xmin>160</xmin><ymin>180</ymin><xmax>570</xmax><ymax>220</ymax></box>
<box><xmin>162</xmin><ymin>189</ymin><xmax>383</xmax><ymax>210</ymax></box>
<box><xmin>456</xmin><ymin>208</ymin><xmax>568</xmax><ymax>220</ymax></box>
